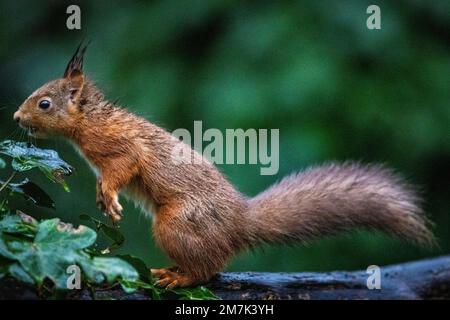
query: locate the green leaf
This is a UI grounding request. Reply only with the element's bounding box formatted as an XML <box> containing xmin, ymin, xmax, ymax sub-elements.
<box><xmin>0</xmin><ymin>140</ymin><xmax>73</xmax><ymax>191</ymax></box>
<box><xmin>0</xmin><ymin>218</ymin><xmax>96</xmax><ymax>288</ymax></box>
<box><xmin>8</xmin><ymin>263</ymin><xmax>34</xmax><ymax>284</ymax></box>
<box><xmin>0</xmin><ymin>238</ymin><xmax>16</xmax><ymax>260</ymax></box>
<box><xmin>0</xmin><ymin>212</ymin><xmax>37</xmax><ymax>237</ymax></box>
<box><xmin>0</xmin><ymin>213</ymin><xmax>138</xmax><ymax>289</ymax></box>
<box><xmin>0</xmin><ymin>213</ymin><xmax>215</xmax><ymax>299</ymax></box>
<box><xmin>0</xmin><ymin>257</ymin><xmax>12</xmax><ymax>279</ymax></box>
<box><xmin>118</xmin><ymin>279</ymin><xmax>143</xmax><ymax>293</ymax></box>
<box><xmin>116</xmin><ymin>256</ymin><xmax>217</xmax><ymax>300</ymax></box>
<box><xmin>171</xmin><ymin>286</ymin><xmax>219</xmax><ymax>300</ymax></box>
<box><xmin>115</xmin><ymin>256</ymin><xmax>164</xmax><ymax>299</ymax></box>
<box><xmin>0</xmin><ymin>157</ymin><xmax>5</xmax><ymax>169</ymax></box>
<box><xmin>81</xmin><ymin>256</ymin><xmax>139</xmax><ymax>284</ymax></box>
<box><xmin>116</xmin><ymin>254</ymin><xmax>153</xmax><ymax>283</ymax></box>
<box><xmin>80</xmin><ymin>214</ymin><xmax>125</xmax><ymax>253</ymax></box>
<box><xmin>118</xmin><ymin>279</ymin><xmax>163</xmax><ymax>299</ymax></box>
<box><xmin>6</xmin><ymin>179</ymin><xmax>55</xmax><ymax>209</ymax></box>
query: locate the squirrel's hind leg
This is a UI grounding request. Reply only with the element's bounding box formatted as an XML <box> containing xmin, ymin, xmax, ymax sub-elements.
<box><xmin>152</xmin><ymin>201</ymin><xmax>227</xmax><ymax>288</ymax></box>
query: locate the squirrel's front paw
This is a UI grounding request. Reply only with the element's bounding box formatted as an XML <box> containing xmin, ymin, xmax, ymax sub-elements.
<box><xmin>105</xmin><ymin>200</ymin><xmax>123</xmax><ymax>223</ymax></box>
<box><xmin>99</xmin><ymin>191</ymin><xmax>123</xmax><ymax>223</ymax></box>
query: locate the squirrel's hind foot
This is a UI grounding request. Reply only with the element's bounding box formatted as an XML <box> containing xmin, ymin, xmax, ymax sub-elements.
<box><xmin>151</xmin><ymin>267</ymin><xmax>203</xmax><ymax>289</ymax></box>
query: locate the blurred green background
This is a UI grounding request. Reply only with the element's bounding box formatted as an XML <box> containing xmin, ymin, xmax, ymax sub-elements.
<box><xmin>0</xmin><ymin>0</ymin><xmax>449</xmax><ymax>272</ymax></box>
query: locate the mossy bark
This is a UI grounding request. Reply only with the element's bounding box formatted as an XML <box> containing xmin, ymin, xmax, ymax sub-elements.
<box><xmin>1</xmin><ymin>256</ymin><xmax>449</xmax><ymax>300</ymax></box>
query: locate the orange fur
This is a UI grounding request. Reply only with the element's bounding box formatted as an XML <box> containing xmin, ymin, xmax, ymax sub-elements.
<box><xmin>12</xmin><ymin>47</ymin><xmax>434</xmax><ymax>288</ymax></box>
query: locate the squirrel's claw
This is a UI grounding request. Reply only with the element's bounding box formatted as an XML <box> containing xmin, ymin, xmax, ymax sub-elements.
<box><xmin>97</xmin><ymin>183</ymin><xmax>123</xmax><ymax>223</ymax></box>
<box><xmin>106</xmin><ymin>201</ymin><xmax>123</xmax><ymax>223</ymax></box>
<box><xmin>151</xmin><ymin>266</ymin><xmax>179</xmax><ymax>278</ymax></box>
<box><xmin>97</xmin><ymin>198</ymin><xmax>121</xmax><ymax>223</ymax></box>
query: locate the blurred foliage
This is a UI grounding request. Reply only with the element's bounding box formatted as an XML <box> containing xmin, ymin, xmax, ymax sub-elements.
<box><xmin>0</xmin><ymin>0</ymin><xmax>448</xmax><ymax>273</ymax></box>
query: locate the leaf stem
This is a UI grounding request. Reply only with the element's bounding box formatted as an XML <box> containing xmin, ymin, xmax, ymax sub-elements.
<box><xmin>0</xmin><ymin>170</ymin><xmax>17</xmax><ymax>193</ymax></box>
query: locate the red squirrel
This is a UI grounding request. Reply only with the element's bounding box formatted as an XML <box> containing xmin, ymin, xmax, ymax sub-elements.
<box><xmin>13</xmin><ymin>44</ymin><xmax>434</xmax><ymax>288</ymax></box>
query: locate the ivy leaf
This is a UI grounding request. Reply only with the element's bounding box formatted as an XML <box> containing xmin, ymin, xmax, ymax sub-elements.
<box><xmin>5</xmin><ymin>179</ymin><xmax>55</xmax><ymax>209</ymax></box>
<box><xmin>116</xmin><ymin>255</ymin><xmax>164</xmax><ymax>299</ymax></box>
<box><xmin>0</xmin><ymin>238</ymin><xmax>16</xmax><ymax>260</ymax></box>
<box><xmin>118</xmin><ymin>279</ymin><xmax>163</xmax><ymax>299</ymax></box>
<box><xmin>171</xmin><ymin>286</ymin><xmax>219</xmax><ymax>300</ymax></box>
<box><xmin>0</xmin><ymin>212</ymin><xmax>37</xmax><ymax>237</ymax></box>
<box><xmin>80</xmin><ymin>214</ymin><xmax>125</xmax><ymax>253</ymax></box>
<box><xmin>119</xmin><ymin>279</ymin><xmax>148</xmax><ymax>293</ymax></box>
<box><xmin>81</xmin><ymin>256</ymin><xmax>139</xmax><ymax>284</ymax></box>
<box><xmin>116</xmin><ymin>255</ymin><xmax>218</xmax><ymax>300</ymax></box>
<box><xmin>0</xmin><ymin>213</ymin><xmax>214</xmax><ymax>299</ymax></box>
<box><xmin>0</xmin><ymin>256</ymin><xmax>13</xmax><ymax>279</ymax></box>
<box><xmin>0</xmin><ymin>140</ymin><xmax>73</xmax><ymax>192</ymax></box>
<box><xmin>0</xmin><ymin>218</ymin><xmax>96</xmax><ymax>288</ymax></box>
<box><xmin>0</xmin><ymin>214</ymin><xmax>138</xmax><ymax>289</ymax></box>
<box><xmin>7</xmin><ymin>263</ymin><xmax>34</xmax><ymax>284</ymax></box>
<box><xmin>0</xmin><ymin>157</ymin><xmax>5</xmax><ymax>169</ymax></box>
<box><xmin>117</xmin><ymin>254</ymin><xmax>153</xmax><ymax>283</ymax></box>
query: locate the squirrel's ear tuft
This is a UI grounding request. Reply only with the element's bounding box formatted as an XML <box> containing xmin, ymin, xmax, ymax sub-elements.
<box><xmin>64</xmin><ymin>41</ymin><xmax>89</xmax><ymax>78</ymax></box>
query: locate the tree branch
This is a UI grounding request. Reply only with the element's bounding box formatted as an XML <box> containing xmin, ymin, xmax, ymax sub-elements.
<box><xmin>0</xmin><ymin>255</ymin><xmax>449</xmax><ymax>300</ymax></box>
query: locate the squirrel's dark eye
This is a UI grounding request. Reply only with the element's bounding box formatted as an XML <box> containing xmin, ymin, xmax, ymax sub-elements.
<box><xmin>38</xmin><ymin>100</ymin><xmax>51</xmax><ymax>109</ymax></box>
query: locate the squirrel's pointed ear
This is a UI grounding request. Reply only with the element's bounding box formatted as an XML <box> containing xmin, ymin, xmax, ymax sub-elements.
<box><xmin>64</xmin><ymin>42</ymin><xmax>89</xmax><ymax>107</ymax></box>
<box><xmin>67</xmin><ymin>69</ymin><xmax>84</xmax><ymax>104</ymax></box>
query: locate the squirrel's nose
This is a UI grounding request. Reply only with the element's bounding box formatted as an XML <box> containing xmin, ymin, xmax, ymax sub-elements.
<box><xmin>13</xmin><ymin>111</ymin><xmax>21</xmax><ymax>123</ymax></box>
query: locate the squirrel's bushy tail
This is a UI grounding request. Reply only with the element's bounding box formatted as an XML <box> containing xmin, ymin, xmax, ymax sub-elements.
<box><xmin>247</xmin><ymin>162</ymin><xmax>434</xmax><ymax>246</ymax></box>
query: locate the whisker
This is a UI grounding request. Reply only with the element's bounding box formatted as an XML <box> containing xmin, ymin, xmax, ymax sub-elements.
<box><xmin>19</xmin><ymin>128</ymin><xmax>26</xmax><ymax>143</ymax></box>
<box><xmin>12</xmin><ymin>127</ymin><xmax>24</xmax><ymax>142</ymax></box>
<box><xmin>12</xmin><ymin>128</ymin><xmax>22</xmax><ymax>142</ymax></box>
<box><xmin>1</xmin><ymin>126</ymin><xmax>20</xmax><ymax>141</ymax></box>
<box><xmin>32</xmin><ymin>133</ymin><xmax>38</xmax><ymax>147</ymax></box>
